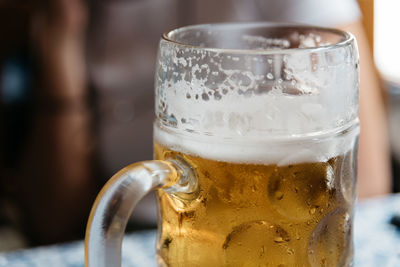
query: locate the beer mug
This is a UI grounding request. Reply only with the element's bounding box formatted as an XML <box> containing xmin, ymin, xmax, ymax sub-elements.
<box><xmin>85</xmin><ymin>23</ymin><xmax>359</xmax><ymax>266</ymax></box>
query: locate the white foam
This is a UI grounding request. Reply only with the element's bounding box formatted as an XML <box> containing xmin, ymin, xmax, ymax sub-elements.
<box><xmin>155</xmin><ymin>27</ymin><xmax>359</xmax><ymax>165</ymax></box>
<box><xmin>156</xmin><ymin>43</ymin><xmax>358</xmax><ymax>139</ymax></box>
<box><xmin>154</xmin><ymin>122</ymin><xmax>359</xmax><ymax>165</ymax></box>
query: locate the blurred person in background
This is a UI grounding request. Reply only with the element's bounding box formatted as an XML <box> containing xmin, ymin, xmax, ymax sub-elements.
<box><xmin>0</xmin><ymin>0</ymin><xmax>96</xmax><ymax>246</ymax></box>
<box><xmin>0</xmin><ymin>0</ymin><xmax>391</xmax><ymax>247</ymax></box>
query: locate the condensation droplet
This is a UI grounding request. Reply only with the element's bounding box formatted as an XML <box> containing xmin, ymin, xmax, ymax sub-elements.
<box><xmin>275</xmin><ymin>191</ymin><xmax>284</xmax><ymax>200</ymax></box>
<box><xmin>168</xmin><ymin>114</ymin><xmax>178</xmax><ymax>127</ymax></box>
<box><xmin>287</xmin><ymin>248</ymin><xmax>295</xmax><ymax>255</ymax></box>
<box><xmin>202</xmin><ymin>93</ymin><xmax>210</xmax><ymax>101</ymax></box>
<box><xmin>214</xmin><ymin>91</ymin><xmax>222</xmax><ymax>100</ymax></box>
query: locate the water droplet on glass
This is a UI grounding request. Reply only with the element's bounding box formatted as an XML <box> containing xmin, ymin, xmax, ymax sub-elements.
<box><xmin>168</xmin><ymin>114</ymin><xmax>178</xmax><ymax>127</ymax></box>
<box><xmin>201</xmin><ymin>93</ymin><xmax>209</xmax><ymax>101</ymax></box>
<box><xmin>214</xmin><ymin>91</ymin><xmax>222</xmax><ymax>100</ymax></box>
<box><xmin>275</xmin><ymin>191</ymin><xmax>284</xmax><ymax>200</ymax></box>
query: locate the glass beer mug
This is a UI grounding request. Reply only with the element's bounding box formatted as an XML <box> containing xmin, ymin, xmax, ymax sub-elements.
<box><xmin>85</xmin><ymin>23</ymin><xmax>359</xmax><ymax>266</ymax></box>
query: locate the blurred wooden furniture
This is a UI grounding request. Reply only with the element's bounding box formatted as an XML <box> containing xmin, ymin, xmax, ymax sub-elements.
<box><xmin>358</xmin><ymin>0</ymin><xmax>374</xmax><ymax>53</ymax></box>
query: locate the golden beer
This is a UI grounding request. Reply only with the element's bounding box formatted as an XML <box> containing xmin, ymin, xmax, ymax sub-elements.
<box><xmin>154</xmin><ymin>138</ymin><xmax>356</xmax><ymax>267</ymax></box>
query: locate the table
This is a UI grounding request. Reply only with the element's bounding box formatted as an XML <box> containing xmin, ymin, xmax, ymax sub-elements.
<box><xmin>1</xmin><ymin>195</ymin><xmax>399</xmax><ymax>267</ymax></box>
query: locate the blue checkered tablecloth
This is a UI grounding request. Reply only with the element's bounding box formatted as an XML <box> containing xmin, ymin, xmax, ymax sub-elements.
<box><xmin>1</xmin><ymin>194</ymin><xmax>400</xmax><ymax>267</ymax></box>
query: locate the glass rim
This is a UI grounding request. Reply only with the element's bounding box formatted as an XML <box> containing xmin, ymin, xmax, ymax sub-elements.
<box><xmin>162</xmin><ymin>22</ymin><xmax>355</xmax><ymax>55</ymax></box>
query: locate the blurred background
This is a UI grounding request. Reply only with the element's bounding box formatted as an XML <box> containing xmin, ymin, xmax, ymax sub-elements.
<box><xmin>0</xmin><ymin>0</ymin><xmax>398</xmax><ymax>252</ymax></box>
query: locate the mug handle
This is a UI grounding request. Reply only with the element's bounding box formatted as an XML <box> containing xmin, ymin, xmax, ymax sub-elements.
<box><xmin>85</xmin><ymin>159</ymin><xmax>196</xmax><ymax>267</ymax></box>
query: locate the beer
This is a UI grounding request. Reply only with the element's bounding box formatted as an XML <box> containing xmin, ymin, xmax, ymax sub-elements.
<box><xmin>154</xmin><ymin>128</ymin><xmax>356</xmax><ymax>267</ymax></box>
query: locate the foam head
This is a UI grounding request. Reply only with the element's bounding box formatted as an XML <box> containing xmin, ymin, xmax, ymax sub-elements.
<box><xmin>154</xmin><ymin>23</ymin><xmax>359</xmax><ymax>163</ymax></box>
